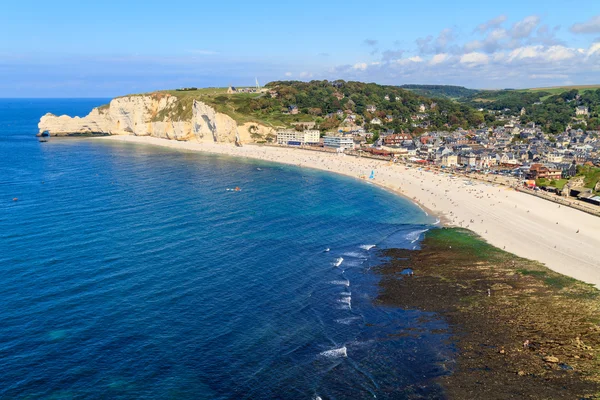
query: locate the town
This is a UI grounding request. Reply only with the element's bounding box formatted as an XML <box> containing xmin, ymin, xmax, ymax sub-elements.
<box><xmin>271</xmin><ymin>97</ymin><xmax>600</xmax><ymax>208</ymax></box>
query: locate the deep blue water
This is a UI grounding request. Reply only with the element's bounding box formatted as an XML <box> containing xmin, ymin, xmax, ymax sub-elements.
<box><xmin>0</xmin><ymin>99</ymin><xmax>452</xmax><ymax>399</ymax></box>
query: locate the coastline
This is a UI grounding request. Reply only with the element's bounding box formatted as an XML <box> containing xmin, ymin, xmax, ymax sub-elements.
<box><xmin>94</xmin><ymin>135</ymin><xmax>600</xmax><ymax>288</ymax></box>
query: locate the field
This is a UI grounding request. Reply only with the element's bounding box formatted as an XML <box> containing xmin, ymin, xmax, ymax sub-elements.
<box><xmin>519</xmin><ymin>85</ymin><xmax>600</xmax><ymax>95</ymax></box>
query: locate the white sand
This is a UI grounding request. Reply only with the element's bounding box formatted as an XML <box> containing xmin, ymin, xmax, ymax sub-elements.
<box><xmin>96</xmin><ymin>135</ymin><xmax>600</xmax><ymax>287</ymax></box>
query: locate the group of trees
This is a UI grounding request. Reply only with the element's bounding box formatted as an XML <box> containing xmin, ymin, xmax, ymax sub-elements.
<box><xmin>204</xmin><ymin>81</ymin><xmax>600</xmax><ymax>135</ymax></box>
<box><xmin>399</xmin><ymin>84</ymin><xmax>480</xmax><ymax>99</ymax></box>
<box><xmin>253</xmin><ymin>80</ymin><xmax>487</xmax><ymax>132</ymax></box>
<box><xmin>520</xmin><ymin>89</ymin><xmax>600</xmax><ymax>133</ymax></box>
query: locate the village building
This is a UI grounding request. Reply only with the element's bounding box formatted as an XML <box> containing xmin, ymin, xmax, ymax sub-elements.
<box><xmin>276</xmin><ymin>130</ymin><xmax>320</xmax><ymax>146</ymax></box>
<box><xmin>323</xmin><ymin>136</ymin><xmax>355</xmax><ymax>151</ymax></box>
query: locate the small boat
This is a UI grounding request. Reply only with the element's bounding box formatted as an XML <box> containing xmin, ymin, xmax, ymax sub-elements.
<box><xmin>324</xmin><ymin>248</ymin><xmax>330</xmax><ymax>252</ymax></box>
<box><xmin>39</xmin><ymin>139</ymin><xmax>48</xmax><ymax>143</ymax></box>
<box><xmin>256</xmin><ymin>168</ymin><xmax>262</xmax><ymax>171</ymax></box>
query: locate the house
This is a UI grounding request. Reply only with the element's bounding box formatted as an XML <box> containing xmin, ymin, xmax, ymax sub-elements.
<box><xmin>418</xmin><ymin>104</ymin><xmax>426</xmax><ymax>112</ymax></box>
<box><xmin>576</xmin><ymin>106</ymin><xmax>589</xmax><ymax>116</ymax></box>
<box><xmin>332</xmin><ymin>92</ymin><xmax>345</xmax><ymax>100</ymax></box>
<box><xmin>384</xmin><ymin>95</ymin><xmax>390</xmax><ymax>101</ymax></box>
<box><xmin>323</xmin><ymin>136</ymin><xmax>355</xmax><ymax>151</ymax></box>
<box><xmin>458</xmin><ymin>152</ymin><xmax>477</xmax><ymax>167</ymax></box>
<box><xmin>276</xmin><ymin>129</ymin><xmax>320</xmax><ymax>146</ymax></box>
<box><xmin>366</xmin><ymin>104</ymin><xmax>377</xmax><ymax>112</ymax></box>
<box><xmin>441</xmin><ymin>153</ymin><xmax>458</xmax><ymax>167</ymax></box>
<box><xmin>383</xmin><ymin>134</ymin><xmax>411</xmax><ymax>146</ymax></box>
<box><xmin>227</xmin><ymin>85</ymin><xmax>237</xmax><ymax>94</ymax></box>
<box><xmin>370</xmin><ymin>117</ymin><xmax>382</xmax><ymax>125</ymax></box>
<box><xmin>527</xmin><ymin>163</ymin><xmax>562</xmax><ymax>180</ymax></box>
<box><xmin>385</xmin><ymin>115</ymin><xmax>394</xmax><ymax>122</ymax></box>
<box><xmin>288</xmin><ymin>105</ymin><xmax>299</xmax><ymax>115</ymax></box>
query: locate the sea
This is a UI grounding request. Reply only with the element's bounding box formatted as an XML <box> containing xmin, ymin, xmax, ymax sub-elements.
<box><xmin>0</xmin><ymin>99</ymin><xmax>452</xmax><ymax>399</ymax></box>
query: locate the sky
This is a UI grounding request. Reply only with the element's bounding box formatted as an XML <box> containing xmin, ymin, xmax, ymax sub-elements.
<box><xmin>1</xmin><ymin>0</ymin><xmax>600</xmax><ymax>97</ymax></box>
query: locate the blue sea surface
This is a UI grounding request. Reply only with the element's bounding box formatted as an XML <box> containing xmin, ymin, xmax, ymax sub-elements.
<box><xmin>0</xmin><ymin>99</ymin><xmax>452</xmax><ymax>399</ymax></box>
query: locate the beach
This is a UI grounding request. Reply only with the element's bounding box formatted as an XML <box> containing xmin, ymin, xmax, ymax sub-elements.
<box><xmin>97</xmin><ymin>135</ymin><xmax>600</xmax><ymax>288</ymax></box>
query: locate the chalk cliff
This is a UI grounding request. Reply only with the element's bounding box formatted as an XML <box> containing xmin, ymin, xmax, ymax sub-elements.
<box><xmin>38</xmin><ymin>94</ymin><xmax>273</xmax><ymax>143</ymax></box>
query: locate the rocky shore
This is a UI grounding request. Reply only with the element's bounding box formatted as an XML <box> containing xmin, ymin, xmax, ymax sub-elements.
<box><xmin>376</xmin><ymin>228</ymin><xmax>600</xmax><ymax>399</ymax></box>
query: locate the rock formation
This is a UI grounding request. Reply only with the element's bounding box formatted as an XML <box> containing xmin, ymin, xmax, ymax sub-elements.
<box><xmin>38</xmin><ymin>94</ymin><xmax>274</xmax><ymax>144</ymax></box>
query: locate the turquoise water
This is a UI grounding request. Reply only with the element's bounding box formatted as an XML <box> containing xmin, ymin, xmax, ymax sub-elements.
<box><xmin>0</xmin><ymin>99</ymin><xmax>452</xmax><ymax>399</ymax></box>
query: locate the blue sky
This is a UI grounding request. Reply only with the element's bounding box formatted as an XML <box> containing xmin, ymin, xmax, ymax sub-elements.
<box><xmin>1</xmin><ymin>0</ymin><xmax>599</xmax><ymax>97</ymax></box>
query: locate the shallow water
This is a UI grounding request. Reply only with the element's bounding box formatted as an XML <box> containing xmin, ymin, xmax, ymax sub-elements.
<box><xmin>0</xmin><ymin>99</ymin><xmax>452</xmax><ymax>399</ymax></box>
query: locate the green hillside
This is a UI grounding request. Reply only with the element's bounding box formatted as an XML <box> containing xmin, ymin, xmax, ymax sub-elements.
<box><xmin>143</xmin><ymin>80</ymin><xmax>487</xmax><ymax>132</ymax></box>
<box><xmin>399</xmin><ymin>84</ymin><xmax>480</xmax><ymax>100</ymax></box>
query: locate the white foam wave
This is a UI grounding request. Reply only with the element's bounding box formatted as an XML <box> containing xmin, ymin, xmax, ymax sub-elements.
<box><xmin>319</xmin><ymin>346</ymin><xmax>347</xmax><ymax>358</ymax></box>
<box><xmin>338</xmin><ymin>296</ymin><xmax>352</xmax><ymax>307</ymax></box>
<box><xmin>333</xmin><ymin>257</ymin><xmax>344</xmax><ymax>267</ymax></box>
<box><xmin>359</xmin><ymin>244</ymin><xmax>376</xmax><ymax>250</ymax></box>
<box><xmin>335</xmin><ymin>316</ymin><xmax>361</xmax><ymax>325</ymax></box>
<box><xmin>405</xmin><ymin>229</ymin><xmax>429</xmax><ymax>243</ymax></box>
<box><xmin>342</xmin><ymin>252</ymin><xmax>367</xmax><ymax>259</ymax></box>
<box><xmin>330</xmin><ymin>280</ymin><xmax>350</xmax><ymax>286</ymax></box>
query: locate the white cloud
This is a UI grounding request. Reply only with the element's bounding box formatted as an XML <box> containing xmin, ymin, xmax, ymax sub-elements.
<box><xmin>545</xmin><ymin>46</ymin><xmax>577</xmax><ymax>61</ymax></box>
<box><xmin>510</xmin><ymin>16</ymin><xmax>541</xmax><ymax>39</ymax></box>
<box><xmin>529</xmin><ymin>74</ymin><xmax>568</xmax><ymax>80</ymax></box>
<box><xmin>299</xmin><ymin>71</ymin><xmax>313</xmax><ymax>78</ymax></box>
<box><xmin>284</xmin><ymin>72</ymin><xmax>292</xmax><ymax>77</ymax></box>
<box><xmin>588</xmin><ymin>42</ymin><xmax>600</xmax><ymax>57</ymax></box>
<box><xmin>353</xmin><ymin>63</ymin><xmax>367</xmax><ymax>71</ymax></box>
<box><xmin>408</xmin><ymin>56</ymin><xmax>423</xmax><ymax>62</ymax></box>
<box><xmin>430</xmin><ymin>53</ymin><xmax>449</xmax><ymax>65</ymax></box>
<box><xmin>416</xmin><ymin>28</ymin><xmax>456</xmax><ymax>54</ymax></box>
<box><xmin>507</xmin><ymin>46</ymin><xmax>540</xmax><ymax>62</ymax></box>
<box><xmin>570</xmin><ymin>15</ymin><xmax>600</xmax><ymax>34</ymax></box>
<box><xmin>475</xmin><ymin>15</ymin><xmax>507</xmax><ymax>33</ymax></box>
<box><xmin>460</xmin><ymin>52</ymin><xmax>489</xmax><ymax>66</ymax></box>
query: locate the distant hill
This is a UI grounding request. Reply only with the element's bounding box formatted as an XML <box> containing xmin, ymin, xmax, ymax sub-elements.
<box><xmin>398</xmin><ymin>85</ymin><xmax>480</xmax><ymax>100</ymax></box>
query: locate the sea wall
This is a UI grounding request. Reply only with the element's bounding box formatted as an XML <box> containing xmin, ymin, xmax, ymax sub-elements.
<box><xmin>38</xmin><ymin>94</ymin><xmax>273</xmax><ymax>143</ymax></box>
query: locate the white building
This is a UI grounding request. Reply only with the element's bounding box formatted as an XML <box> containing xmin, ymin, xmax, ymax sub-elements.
<box><xmin>323</xmin><ymin>136</ymin><xmax>355</xmax><ymax>151</ymax></box>
<box><xmin>576</xmin><ymin>106</ymin><xmax>589</xmax><ymax>116</ymax></box>
<box><xmin>276</xmin><ymin>129</ymin><xmax>320</xmax><ymax>145</ymax></box>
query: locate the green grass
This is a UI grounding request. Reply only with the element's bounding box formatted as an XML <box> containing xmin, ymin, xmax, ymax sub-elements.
<box><xmin>535</xmin><ymin>178</ymin><xmax>568</xmax><ymax>189</ymax></box>
<box><xmin>576</xmin><ymin>166</ymin><xmax>600</xmax><ymax>190</ymax></box>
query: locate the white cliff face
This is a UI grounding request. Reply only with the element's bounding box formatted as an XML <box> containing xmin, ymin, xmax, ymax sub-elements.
<box><xmin>37</xmin><ymin>94</ymin><xmax>271</xmax><ymax>143</ymax></box>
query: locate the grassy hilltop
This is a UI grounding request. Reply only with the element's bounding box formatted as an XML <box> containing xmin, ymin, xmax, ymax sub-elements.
<box><xmin>114</xmin><ymin>81</ymin><xmax>600</xmax><ymax>134</ymax></box>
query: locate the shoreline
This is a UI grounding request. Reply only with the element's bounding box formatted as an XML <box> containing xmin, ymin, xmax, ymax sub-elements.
<box><xmin>377</xmin><ymin>228</ymin><xmax>600</xmax><ymax>399</ymax></box>
<box><xmin>93</xmin><ymin>135</ymin><xmax>600</xmax><ymax>287</ymax></box>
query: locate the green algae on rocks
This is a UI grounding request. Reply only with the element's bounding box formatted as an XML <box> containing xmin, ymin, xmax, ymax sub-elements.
<box><xmin>376</xmin><ymin>228</ymin><xmax>600</xmax><ymax>400</ymax></box>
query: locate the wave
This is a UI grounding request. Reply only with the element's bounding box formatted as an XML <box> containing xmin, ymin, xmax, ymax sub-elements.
<box><xmin>335</xmin><ymin>316</ymin><xmax>361</xmax><ymax>325</ymax></box>
<box><xmin>338</xmin><ymin>296</ymin><xmax>352</xmax><ymax>308</ymax></box>
<box><xmin>319</xmin><ymin>346</ymin><xmax>347</xmax><ymax>358</ymax></box>
<box><xmin>405</xmin><ymin>229</ymin><xmax>429</xmax><ymax>243</ymax></box>
<box><xmin>329</xmin><ymin>280</ymin><xmax>350</xmax><ymax>287</ymax></box>
<box><xmin>359</xmin><ymin>244</ymin><xmax>376</xmax><ymax>251</ymax></box>
<box><xmin>333</xmin><ymin>257</ymin><xmax>344</xmax><ymax>267</ymax></box>
<box><xmin>342</xmin><ymin>252</ymin><xmax>367</xmax><ymax>259</ymax></box>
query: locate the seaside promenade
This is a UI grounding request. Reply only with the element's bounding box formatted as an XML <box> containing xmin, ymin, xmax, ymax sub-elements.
<box><xmin>97</xmin><ymin>136</ymin><xmax>600</xmax><ymax>288</ymax></box>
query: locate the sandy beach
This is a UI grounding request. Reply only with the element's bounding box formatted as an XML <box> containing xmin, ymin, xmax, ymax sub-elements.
<box><xmin>97</xmin><ymin>135</ymin><xmax>600</xmax><ymax>288</ymax></box>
